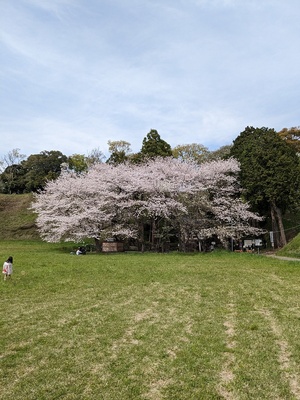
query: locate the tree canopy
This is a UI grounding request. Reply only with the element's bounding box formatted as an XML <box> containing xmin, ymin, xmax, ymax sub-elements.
<box><xmin>172</xmin><ymin>143</ymin><xmax>210</xmax><ymax>163</ymax></box>
<box><xmin>230</xmin><ymin>126</ymin><xmax>300</xmax><ymax>247</ymax></box>
<box><xmin>67</xmin><ymin>154</ymin><xmax>88</xmax><ymax>173</ymax></box>
<box><xmin>0</xmin><ymin>148</ymin><xmax>26</xmax><ymax>173</ymax></box>
<box><xmin>32</xmin><ymin>157</ymin><xmax>263</xmax><ymax>251</ymax></box>
<box><xmin>140</xmin><ymin>130</ymin><xmax>172</xmax><ymax>159</ymax></box>
<box><xmin>278</xmin><ymin>127</ymin><xmax>300</xmax><ymax>153</ymax></box>
<box><xmin>23</xmin><ymin>151</ymin><xmax>68</xmax><ymax>192</ymax></box>
<box><xmin>106</xmin><ymin>140</ymin><xmax>132</xmax><ymax>165</ymax></box>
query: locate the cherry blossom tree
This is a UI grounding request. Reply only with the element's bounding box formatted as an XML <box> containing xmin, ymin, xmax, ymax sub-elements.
<box><xmin>31</xmin><ymin>164</ymin><xmax>134</xmax><ymax>251</ymax></box>
<box><xmin>171</xmin><ymin>158</ymin><xmax>263</xmax><ymax>250</ymax></box>
<box><xmin>32</xmin><ymin>157</ymin><xmax>263</xmax><ymax>251</ymax></box>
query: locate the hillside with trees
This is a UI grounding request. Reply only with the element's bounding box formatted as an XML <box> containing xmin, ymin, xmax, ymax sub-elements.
<box><xmin>1</xmin><ymin>127</ymin><xmax>300</xmax><ymax>250</ymax></box>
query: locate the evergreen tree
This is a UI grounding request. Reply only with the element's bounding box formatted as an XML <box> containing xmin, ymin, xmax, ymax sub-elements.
<box><xmin>140</xmin><ymin>129</ymin><xmax>172</xmax><ymax>159</ymax></box>
<box><xmin>230</xmin><ymin>126</ymin><xmax>300</xmax><ymax>247</ymax></box>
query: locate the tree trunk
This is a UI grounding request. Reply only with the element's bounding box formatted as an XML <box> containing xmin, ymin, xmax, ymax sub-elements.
<box><xmin>198</xmin><ymin>240</ymin><xmax>202</xmax><ymax>252</ymax></box>
<box><xmin>270</xmin><ymin>205</ymin><xmax>279</xmax><ymax>248</ymax></box>
<box><xmin>94</xmin><ymin>237</ymin><xmax>101</xmax><ymax>252</ymax></box>
<box><xmin>274</xmin><ymin>203</ymin><xmax>287</xmax><ymax>247</ymax></box>
<box><xmin>271</xmin><ymin>201</ymin><xmax>287</xmax><ymax>247</ymax></box>
<box><xmin>151</xmin><ymin>219</ymin><xmax>156</xmax><ymax>251</ymax></box>
<box><xmin>139</xmin><ymin>222</ymin><xmax>145</xmax><ymax>253</ymax></box>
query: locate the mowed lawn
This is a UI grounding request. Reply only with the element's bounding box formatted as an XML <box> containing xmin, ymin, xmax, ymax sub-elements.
<box><xmin>1</xmin><ymin>242</ymin><xmax>300</xmax><ymax>400</ymax></box>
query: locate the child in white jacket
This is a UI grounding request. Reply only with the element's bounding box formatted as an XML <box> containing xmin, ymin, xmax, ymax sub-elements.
<box><xmin>3</xmin><ymin>256</ymin><xmax>13</xmax><ymax>280</ymax></box>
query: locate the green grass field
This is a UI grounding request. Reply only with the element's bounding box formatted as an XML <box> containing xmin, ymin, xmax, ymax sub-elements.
<box><xmin>1</xmin><ymin>241</ymin><xmax>300</xmax><ymax>399</ymax></box>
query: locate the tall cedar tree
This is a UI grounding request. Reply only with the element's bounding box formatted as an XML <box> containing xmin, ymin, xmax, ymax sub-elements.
<box><xmin>140</xmin><ymin>130</ymin><xmax>172</xmax><ymax>159</ymax></box>
<box><xmin>230</xmin><ymin>126</ymin><xmax>300</xmax><ymax>247</ymax></box>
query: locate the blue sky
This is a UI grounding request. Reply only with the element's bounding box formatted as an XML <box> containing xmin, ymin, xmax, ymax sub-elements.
<box><xmin>1</xmin><ymin>0</ymin><xmax>300</xmax><ymax>159</ymax></box>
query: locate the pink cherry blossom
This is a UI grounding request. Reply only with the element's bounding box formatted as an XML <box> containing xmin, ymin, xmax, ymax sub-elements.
<box><xmin>31</xmin><ymin>157</ymin><xmax>263</xmax><ymax>250</ymax></box>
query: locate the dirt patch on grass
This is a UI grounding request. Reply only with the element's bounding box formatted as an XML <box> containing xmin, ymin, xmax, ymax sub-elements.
<box><xmin>143</xmin><ymin>378</ymin><xmax>174</xmax><ymax>400</ymax></box>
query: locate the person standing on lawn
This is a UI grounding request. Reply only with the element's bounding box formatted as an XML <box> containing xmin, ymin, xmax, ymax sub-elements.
<box><xmin>2</xmin><ymin>256</ymin><xmax>13</xmax><ymax>281</ymax></box>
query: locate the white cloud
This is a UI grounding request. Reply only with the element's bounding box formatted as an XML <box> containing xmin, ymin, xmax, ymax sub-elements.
<box><xmin>1</xmin><ymin>0</ymin><xmax>300</xmax><ymax>159</ymax></box>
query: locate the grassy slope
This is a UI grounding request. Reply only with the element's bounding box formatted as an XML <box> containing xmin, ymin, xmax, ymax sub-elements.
<box><xmin>1</xmin><ymin>243</ymin><xmax>300</xmax><ymax>399</ymax></box>
<box><xmin>277</xmin><ymin>232</ymin><xmax>300</xmax><ymax>258</ymax></box>
<box><xmin>0</xmin><ymin>194</ymin><xmax>39</xmax><ymax>240</ymax></box>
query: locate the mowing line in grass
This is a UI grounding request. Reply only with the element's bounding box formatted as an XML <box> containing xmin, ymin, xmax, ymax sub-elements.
<box><xmin>218</xmin><ymin>290</ymin><xmax>237</xmax><ymax>400</ymax></box>
<box><xmin>259</xmin><ymin>308</ymin><xmax>300</xmax><ymax>399</ymax></box>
